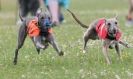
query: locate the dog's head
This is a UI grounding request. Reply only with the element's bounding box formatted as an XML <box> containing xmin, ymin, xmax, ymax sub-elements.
<box><xmin>105</xmin><ymin>16</ymin><xmax>119</xmax><ymax>38</ymax></box>
<box><xmin>36</xmin><ymin>10</ymin><xmax>52</xmax><ymax>29</ymax></box>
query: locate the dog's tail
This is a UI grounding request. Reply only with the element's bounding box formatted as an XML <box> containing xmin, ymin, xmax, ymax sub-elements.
<box><xmin>67</xmin><ymin>9</ymin><xmax>88</xmax><ymax>28</ymax></box>
<box><xmin>19</xmin><ymin>12</ymin><xmax>24</xmax><ymax>21</ymax></box>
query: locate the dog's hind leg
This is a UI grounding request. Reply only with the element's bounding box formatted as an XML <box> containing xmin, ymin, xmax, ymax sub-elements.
<box><xmin>48</xmin><ymin>34</ymin><xmax>64</xmax><ymax>56</ymax></box>
<box><xmin>31</xmin><ymin>38</ymin><xmax>41</xmax><ymax>54</ymax></box>
<box><xmin>83</xmin><ymin>35</ymin><xmax>90</xmax><ymax>53</ymax></box>
<box><xmin>35</xmin><ymin>41</ymin><xmax>49</xmax><ymax>54</ymax></box>
<box><xmin>36</xmin><ymin>48</ymin><xmax>40</xmax><ymax>54</ymax></box>
<box><xmin>13</xmin><ymin>24</ymin><xmax>27</xmax><ymax>65</ymax></box>
<box><xmin>83</xmin><ymin>30</ymin><xmax>92</xmax><ymax>53</ymax></box>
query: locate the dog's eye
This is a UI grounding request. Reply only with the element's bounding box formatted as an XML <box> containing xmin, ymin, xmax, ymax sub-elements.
<box><xmin>115</xmin><ymin>22</ymin><xmax>117</xmax><ymax>25</ymax></box>
<box><xmin>107</xmin><ymin>23</ymin><xmax>111</xmax><ymax>26</ymax></box>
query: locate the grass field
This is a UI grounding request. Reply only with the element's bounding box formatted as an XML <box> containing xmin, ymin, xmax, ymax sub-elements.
<box><xmin>0</xmin><ymin>0</ymin><xmax>133</xmax><ymax>79</ymax></box>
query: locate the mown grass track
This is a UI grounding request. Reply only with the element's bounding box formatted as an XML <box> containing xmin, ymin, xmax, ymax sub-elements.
<box><xmin>0</xmin><ymin>0</ymin><xmax>133</xmax><ymax>79</ymax></box>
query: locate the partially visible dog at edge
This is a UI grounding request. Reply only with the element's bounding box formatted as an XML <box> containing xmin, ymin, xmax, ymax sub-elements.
<box><xmin>67</xmin><ymin>9</ymin><xmax>130</xmax><ymax>64</ymax></box>
<box><xmin>13</xmin><ymin>10</ymin><xmax>64</xmax><ymax>65</ymax></box>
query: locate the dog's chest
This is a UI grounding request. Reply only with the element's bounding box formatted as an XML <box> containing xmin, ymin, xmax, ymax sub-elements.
<box><xmin>40</xmin><ymin>28</ymin><xmax>50</xmax><ymax>37</ymax></box>
<box><xmin>40</xmin><ymin>27</ymin><xmax>53</xmax><ymax>37</ymax></box>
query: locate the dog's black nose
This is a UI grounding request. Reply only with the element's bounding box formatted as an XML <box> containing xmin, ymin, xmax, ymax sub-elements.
<box><xmin>43</xmin><ymin>17</ymin><xmax>52</xmax><ymax>27</ymax></box>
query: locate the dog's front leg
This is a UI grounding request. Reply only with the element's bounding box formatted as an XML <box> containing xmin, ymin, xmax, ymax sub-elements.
<box><xmin>119</xmin><ymin>40</ymin><xmax>130</xmax><ymax>48</ymax></box>
<box><xmin>115</xmin><ymin>42</ymin><xmax>121</xmax><ymax>57</ymax></box>
<box><xmin>48</xmin><ymin>34</ymin><xmax>64</xmax><ymax>56</ymax></box>
<box><xmin>102</xmin><ymin>40</ymin><xmax>111</xmax><ymax>64</ymax></box>
<box><xmin>31</xmin><ymin>36</ymin><xmax>43</xmax><ymax>54</ymax></box>
<box><xmin>14</xmin><ymin>24</ymin><xmax>27</xmax><ymax>65</ymax></box>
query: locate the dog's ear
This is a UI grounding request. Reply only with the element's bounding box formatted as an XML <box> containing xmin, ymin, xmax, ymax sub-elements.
<box><xmin>114</xmin><ymin>15</ymin><xmax>118</xmax><ymax>20</ymax></box>
<box><xmin>44</xmin><ymin>9</ymin><xmax>52</xmax><ymax>19</ymax></box>
<box><xmin>36</xmin><ymin>8</ymin><xmax>42</xmax><ymax>17</ymax></box>
<box><xmin>105</xmin><ymin>19</ymin><xmax>111</xmax><ymax>27</ymax></box>
<box><xmin>104</xmin><ymin>19</ymin><xmax>107</xmax><ymax>25</ymax></box>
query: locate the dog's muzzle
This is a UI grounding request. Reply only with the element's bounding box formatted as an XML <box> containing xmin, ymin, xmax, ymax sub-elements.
<box><xmin>108</xmin><ymin>29</ymin><xmax>117</xmax><ymax>37</ymax></box>
<box><xmin>39</xmin><ymin>17</ymin><xmax>53</xmax><ymax>36</ymax></box>
<box><xmin>39</xmin><ymin>17</ymin><xmax>52</xmax><ymax>29</ymax></box>
<box><xmin>43</xmin><ymin>17</ymin><xmax>52</xmax><ymax>28</ymax></box>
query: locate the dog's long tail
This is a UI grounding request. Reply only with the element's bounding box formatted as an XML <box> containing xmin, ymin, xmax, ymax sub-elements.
<box><xmin>19</xmin><ymin>12</ymin><xmax>24</xmax><ymax>21</ymax></box>
<box><xmin>67</xmin><ymin>9</ymin><xmax>88</xmax><ymax>28</ymax></box>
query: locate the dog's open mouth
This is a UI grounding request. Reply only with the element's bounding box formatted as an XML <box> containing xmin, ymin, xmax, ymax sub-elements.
<box><xmin>108</xmin><ymin>29</ymin><xmax>117</xmax><ymax>38</ymax></box>
<box><xmin>107</xmin><ymin>32</ymin><xmax>117</xmax><ymax>40</ymax></box>
<box><xmin>108</xmin><ymin>33</ymin><xmax>116</xmax><ymax>37</ymax></box>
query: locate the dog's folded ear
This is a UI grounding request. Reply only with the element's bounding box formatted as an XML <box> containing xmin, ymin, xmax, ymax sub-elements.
<box><xmin>36</xmin><ymin>8</ymin><xmax>43</xmax><ymax>17</ymax></box>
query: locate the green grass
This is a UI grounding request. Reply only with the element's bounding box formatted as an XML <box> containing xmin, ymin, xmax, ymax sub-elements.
<box><xmin>0</xmin><ymin>0</ymin><xmax>133</xmax><ymax>79</ymax></box>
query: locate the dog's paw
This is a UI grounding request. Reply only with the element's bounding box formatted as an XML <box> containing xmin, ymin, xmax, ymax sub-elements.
<box><xmin>59</xmin><ymin>51</ymin><xmax>64</xmax><ymax>56</ymax></box>
<box><xmin>13</xmin><ymin>60</ymin><xmax>17</xmax><ymax>65</ymax></box>
<box><xmin>109</xmin><ymin>45</ymin><xmax>114</xmax><ymax>49</ymax></box>
<box><xmin>126</xmin><ymin>44</ymin><xmax>132</xmax><ymax>48</ymax></box>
